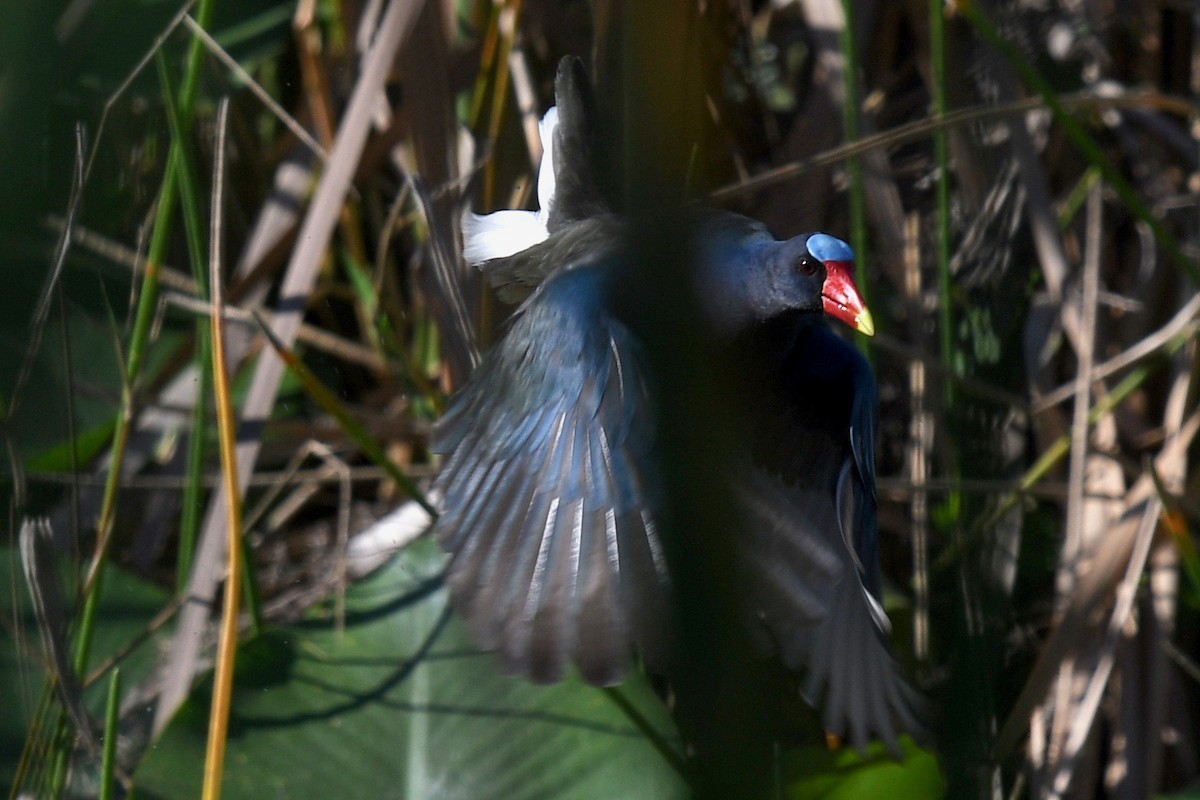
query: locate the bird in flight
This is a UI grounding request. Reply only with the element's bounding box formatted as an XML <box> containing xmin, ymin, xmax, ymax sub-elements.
<box><xmin>434</xmin><ymin>56</ymin><xmax>918</xmax><ymax>753</ymax></box>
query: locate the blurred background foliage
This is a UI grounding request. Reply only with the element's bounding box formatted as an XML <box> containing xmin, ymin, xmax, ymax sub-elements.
<box><xmin>1</xmin><ymin>0</ymin><xmax>1199</xmax><ymax>798</ymax></box>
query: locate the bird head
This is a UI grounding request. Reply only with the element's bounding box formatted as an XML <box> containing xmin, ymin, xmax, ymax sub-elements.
<box><xmin>696</xmin><ymin>217</ymin><xmax>875</xmax><ymax>337</ymax></box>
<box><xmin>805</xmin><ymin>233</ymin><xmax>875</xmax><ymax>336</ymax></box>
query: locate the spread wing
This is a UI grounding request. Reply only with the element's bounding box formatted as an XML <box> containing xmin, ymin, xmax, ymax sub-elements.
<box><xmin>743</xmin><ymin>319</ymin><xmax>920</xmax><ymax>752</ymax></box>
<box><xmin>432</xmin><ymin>264</ymin><xmax>672</xmax><ymax>686</ymax></box>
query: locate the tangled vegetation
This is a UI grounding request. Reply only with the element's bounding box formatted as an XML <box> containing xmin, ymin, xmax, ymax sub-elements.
<box><xmin>1</xmin><ymin>1</ymin><xmax>1198</xmax><ymax>798</ymax></box>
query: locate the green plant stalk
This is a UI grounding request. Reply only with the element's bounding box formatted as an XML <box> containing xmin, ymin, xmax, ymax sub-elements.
<box><xmin>483</xmin><ymin>0</ymin><xmax>524</xmax><ymax>207</ymax></box>
<box><xmin>959</xmin><ymin>0</ymin><xmax>1198</xmax><ymax>284</ymax></box>
<box><xmin>157</xmin><ymin>49</ymin><xmax>212</xmax><ymax>589</ymax></box>
<box><xmin>404</xmin><ymin>207</ymin><xmax>446</xmax><ymax>415</ymax></box>
<box><xmin>407</xmin><ymin>199</ymin><xmax>446</xmax><ymax>396</ymax></box>
<box><xmin>99</xmin><ymin>669</ymin><xmax>120</xmax><ymax>800</ymax></box>
<box><xmin>1058</xmin><ymin>166</ymin><xmax>1102</xmax><ymax>230</ymax></box>
<box><xmin>929</xmin><ymin>0</ymin><xmax>964</xmax><ymax>581</ymax></box>
<box><xmin>376</xmin><ymin>303</ymin><xmax>445</xmax><ymax>417</ymax></box>
<box><xmin>239</xmin><ymin>532</ymin><xmax>265</xmax><ymax>635</ymax></box>
<box><xmin>162</xmin><ymin>56</ymin><xmax>264</xmax><ymax>630</ymax></box>
<box><xmin>840</xmin><ymin>0</ymin><xmax>871</xmax><ymax>353</ymax></box>
<box><xmin>931</xmin><ymin>0</ymin><xmax>955</xmax><ymax>404</ymax></box>
<box><xmin>341</xmin><ymin>249</ymin><xmax>389</xmax><ymax>362</ymax></box>
<box><xmin>467</xmin><ymin>0</ymin><xmax>503</xmax><ymax>130</ymax></box>
<box><xmin>75</xmin><ymin>0</ymin><xmax>218</xmax><ymax>676</ymax></box>
<box><xmin>255</xmin><ymin>314</ymin><xmax>439</xmax><ymax>517</ymax></box>
<box><xmin>46</xmin><ymin>711</ymin><xmax>75</xmax><ymax>800</ymax></box>
<box><xmin>157</xmin><ymin>50</ymin><xmax>210</xmax><ymax>296</ymax></box>
<box><xmin>9</xmin><ymin>685</ymin><xmax>55</xmax><ymax>796</ymax></box>
<box><xmin>415</xmin><ymin>303</ymin><xmax>443</xmax><ymax>418</ymax></box>
<box><xmin>58</xmin><ymin>6</ymin><xmax>217</xmax><ymax>795</ymax></box>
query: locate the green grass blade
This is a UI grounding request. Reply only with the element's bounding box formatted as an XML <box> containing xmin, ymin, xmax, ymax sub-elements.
<box><xmin>65</xmin><ymin>6</ymin><xmax>219</xmax><ymax>794</ymax></box>
<box><xmin>99</xmin><ymin>669</ymin><xmax>120</xmax><ymax>800</ymax></box>
<box><xmin>157</xmin><ymin>48</ymin><xmax>213</xmax><ymax>590</ymax></box>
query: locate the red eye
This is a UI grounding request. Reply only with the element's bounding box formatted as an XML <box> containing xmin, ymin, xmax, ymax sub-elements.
<box><xmin>798</xmin><ymin>255</ymin><xmax>819</xmax><ymax>276</ymax></box>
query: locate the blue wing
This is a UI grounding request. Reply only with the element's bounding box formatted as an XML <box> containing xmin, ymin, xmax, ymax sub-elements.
<box><xmin>432</xmin><ymin>265</ymin><xmax>671</xmax><ymax>685</ymax></box>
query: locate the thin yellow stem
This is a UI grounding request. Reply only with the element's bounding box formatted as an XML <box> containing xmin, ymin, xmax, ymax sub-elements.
<box><xmin>201</xmin><ymin>98</ymin><xmax>241</xmax><ymax>800</ymax></box>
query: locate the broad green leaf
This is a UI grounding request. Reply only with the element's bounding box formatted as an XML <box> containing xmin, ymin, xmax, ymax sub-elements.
<box><xmin>134</xmin><ymin>538</ymin><xmax>687</xmax><ymax>800</ymax></box>
<box><xmin>785</xmin><ymin>738</ymin><xmax>943</xmax><ymax>800</ymax></box>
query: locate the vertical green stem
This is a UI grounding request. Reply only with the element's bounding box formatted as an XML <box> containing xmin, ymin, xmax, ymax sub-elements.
<box><xmin>930</xmin><ymin>0</ymin><xmax>955</xmax><ymax>405</ymax></box>
<box><xmin>931</xmin><ymin>9</ymin><xmax>978</xmax><ymax>793</ymax></box>
<box><xmin>157</xmin><ymin>49</ymin><xmax>212</xmax><ymax>589</ymax></box>
<box><xmin>99</xmin><ymin>669</ymin><xmax>121</xmax><ymax>800</ymax></box>
<box><xmin>240</xmin><ymin>533</ymin><xmax>266</xmax><ymax>634</ymax></box>
<box><xmin>930</xmin><ymin>1</ymin><xmax>967</xmax><ymax>531</ymax></box>
<box><xmin>61</xmin><ymin>4</ymin><xmax>218</xmax><ymax>797</ymax></box>
<box><xmin>77</xmin><ymin>0</ymin><xmax>218</xmax><ymax>675</ymax></box>
<box><xmin>839</xmin><ymin>0</ymin><xmax>869</xmax><ymax>323</ymax></box>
